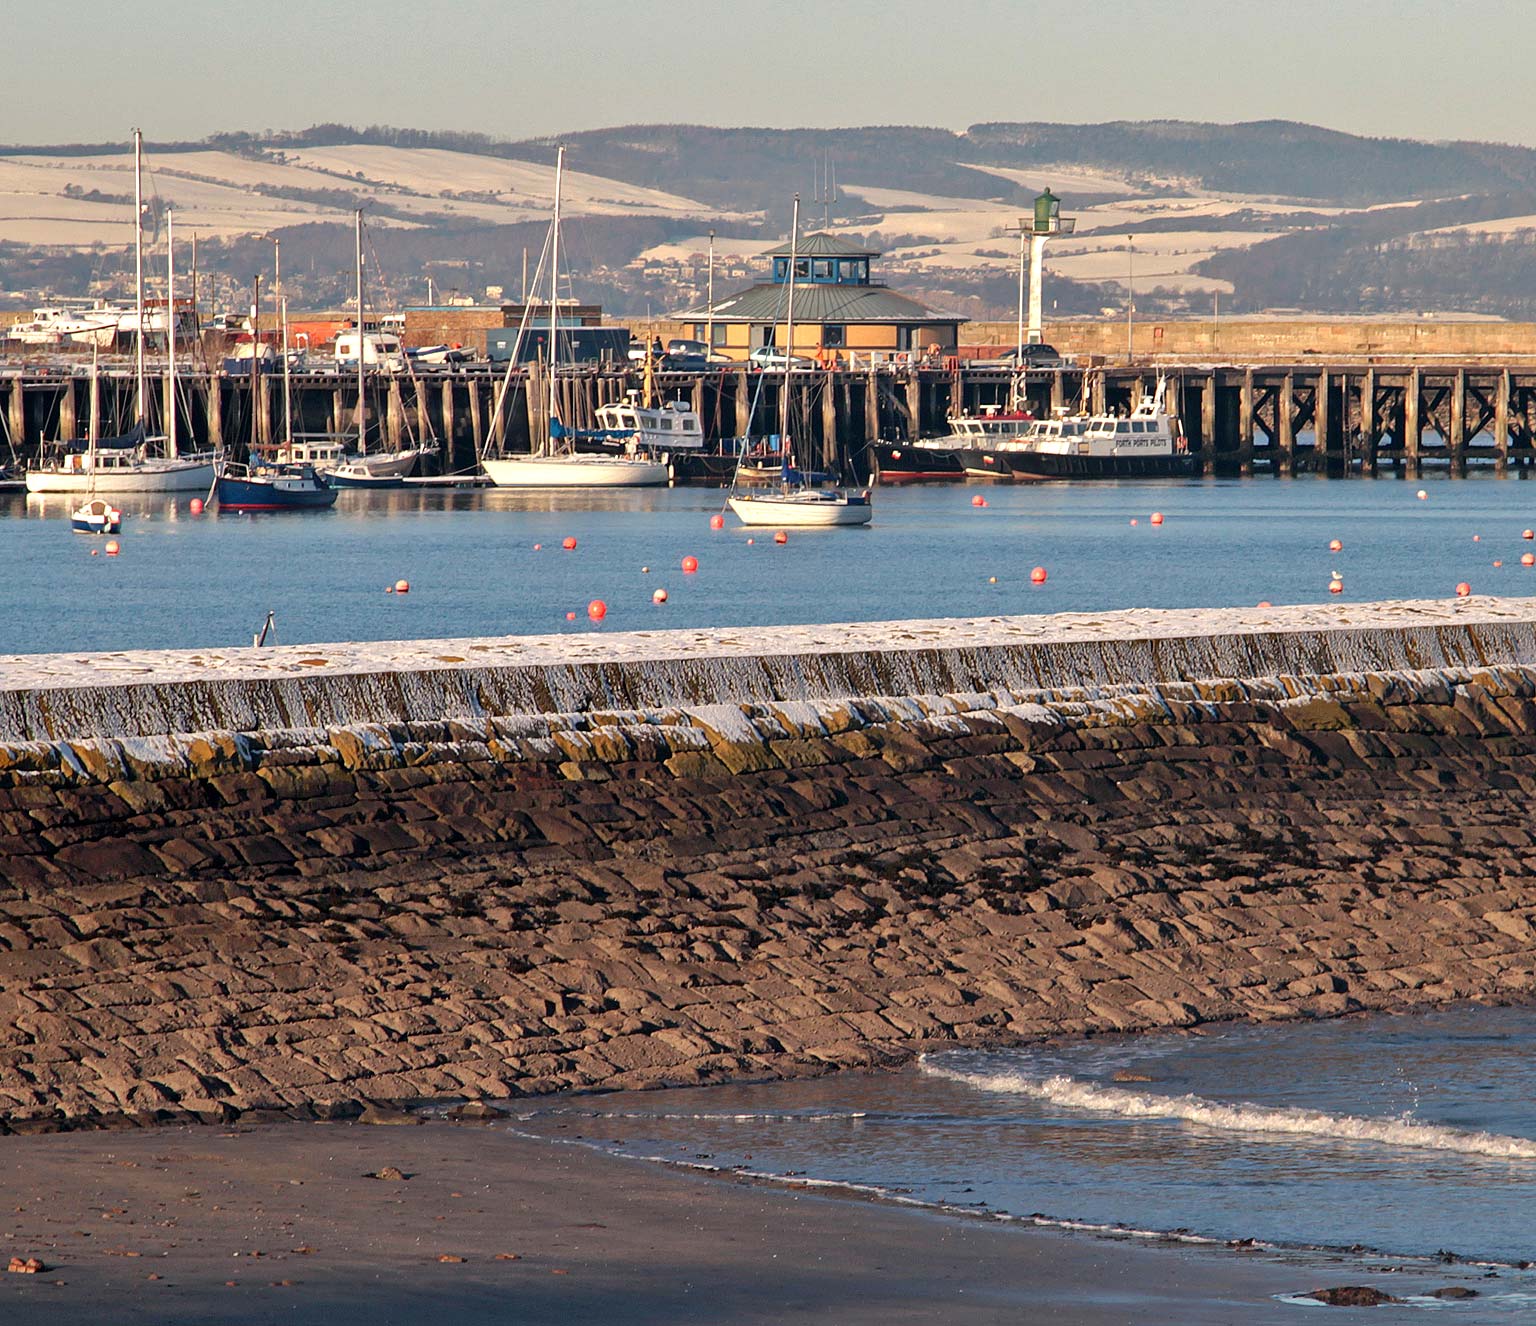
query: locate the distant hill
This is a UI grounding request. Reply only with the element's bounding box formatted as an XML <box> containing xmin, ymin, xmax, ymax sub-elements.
<box><xmin>7</xmin><ymin>119</ymin><xmax>1536</xmax><ymax>319</ymax></box>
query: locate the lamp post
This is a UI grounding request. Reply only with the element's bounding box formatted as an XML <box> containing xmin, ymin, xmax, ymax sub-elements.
<box><xmin>706</xmin><ymin>228</ymin><xmax>715</xmax><ymax>358</ymax></box>
<box><xmin>1127</xmin><ymin>235</ymin><xmax>1135</xmax><ymax>364</ymax></box>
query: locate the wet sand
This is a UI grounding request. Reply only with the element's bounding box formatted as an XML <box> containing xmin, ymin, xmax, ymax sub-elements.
<box><xmin>0</xmin><ymin>1119</ymin><xmax>1482</xmax><ymax>1324</ymax></box>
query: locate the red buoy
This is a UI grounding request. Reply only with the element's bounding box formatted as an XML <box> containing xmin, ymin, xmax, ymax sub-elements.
<box><xmin>1524</xmin><ymin>530</ymin><xmax>1534</xmax><ymax>541</ymax></box>
<box><xmin>709</xmin><ymin>513</ymin><xmax>725</xmax><ymax>530</ymax></box>
<box><xmin>565</xmin><ymin>611</ymin><xmax>576</xmax><ymax>621</ymax></box>
<box><xmin>681</xmin><ymin>555</ymin><xmax>699</xmax><ymax>573</ymax></box>
<box><xmin>773</xmin><ymin>530</ymin><xmax>788</xmax><ymax>545</ymax></box>
<box><xmin>189</xmin><ymin>498</ymin><xmax>204</xmax><ymax>515</ymax></box>
<box><xmin>1257</xmin><ymin>600</ymin><xmax>1272</xmax><ymax>608</ymax></box>
<box><xmin>395</xmin><ymin>579</ymin><xmax>410</xmax><ymax>594</ymax></box>
<box><xmin>1328</xmin><ymin>578</ymin><xmax>1343</xmax><ymax>595</ymax></box>
<box><xmin>587</xmin><ymin>599</ymin><xmax>607</xmax><ymax>621</ymax></box>
<box><xmin>1473</xmin><ymin>534</ymin><xmax>1481</xmax><ymax>543</ymax></box>
<box><xmin>533</xmin><ymin>543</ymin><xmax>542</xmax><ymax>551</ymax></box>
<box><xmin>1129</xmin><ymin>518</ymin><xmax>1138</xmax><ymax>526</ymax></box>
<box><xmin>1524</xmin><ymin>553</ymin><xmax>1535</xmax><ymax>567</ymax></box>
<box><xmin>1456</xmin><ymin>582</ymin><xmax>1472</xmax><ymax>597</ymax></box>
<box><xmin>1030</xmin><ymin>566</ymin><xmax>1047</xmax><ymax>584</ymax></box>
<box><xmin>1150</xmin><ymin>511</ymin><xmax>1164</xmax><ymax>526</ymax></box>
<box><xmin>971</xmin><ymin>494</ymin><xmax>987</xmax><ymax>508</ymax></box>
<box><xmin>561</xmin><ymin>536</ymin><xmax>577</xmax><ymax>551</ymax></box>
<box><xmin>104</xmin><ymin>540</ymin><xmax>120</xmax><ymax>556</ymax></box>
<box><xmin>1328</xmin><ymin>538</ymin><xmax>1343</xmax><ymax>552</ymax></box>
<box><xmin>1417</xmin><ymin>489</ymin><xmax>1428</xmax><ymax>501</ymax></box>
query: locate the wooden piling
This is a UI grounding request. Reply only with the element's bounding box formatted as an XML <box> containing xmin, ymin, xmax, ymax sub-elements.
<box><xmin>1495</xmin><ymin>369</ymin><xmax>1510</xmax><ymax>475</ymax></box>
<box><xmin>468</xmin><ymin>377</ymin><xmax>485</xmax><ymax>455</ymax></box>
<box><xmin>736</xmin><ymin>369</ymin><xmax>751</xmax><ymax>438</ymax></box>
<box><xmin>1239</xmin><ymin>369</ymin><xmax>1254</xmax><ymax>474</ymax></box>
<box><xmin>904</xmin><ymin>372</ymin><xmax>921</xmax><ymax>439</ymax></box>
<box><xmin>7</xmin><ymin>381</ymin><xmax>24</xmax><ymax>452</ymax></box>
<box><xmin>1277</xmin><ymin>374</ymin><xmax>1295</xmax><ymax>475</ymax></box>
<box><xmin>1405</xmin><ymin>368</ymin><xmax>1421</xmax><ymax>475</ymax></box>
<box><xmin>1200</xmin><ymin>372</ymin><xmax>1217</xmax><ymax>471</ymax></box>
<box><xmin>58</xmin><ymin>378</ymin><xmax>76</xmax><ymax>442</ymax></box>
<box><xmin>1314</xmin><ymin>368</ymin><xmax>1329</xmax><ymax>463</ymax></box>
<box><xmin>1450</xmin><ymin>368</ymin><xmax>1466</xmax><ymax>474</ymax></box>
<box><xmin>1370</xmin><ymin>368</ymin><xmax>1382</xmax><ymax>476</ymax></box>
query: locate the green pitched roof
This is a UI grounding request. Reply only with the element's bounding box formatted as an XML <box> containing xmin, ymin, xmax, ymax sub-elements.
<box><xmin>676</xmin><ymin>281</ymin><xmax>963</xmax><ymax>325</ymax></box>
<box><xmin>762</xmin><ymin>232</ymin><xmax>881</xmax><ymax>259</ymax></box>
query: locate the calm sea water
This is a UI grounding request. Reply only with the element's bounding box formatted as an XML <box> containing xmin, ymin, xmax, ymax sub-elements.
<box><xmin>3</xmin><ymin>473</ymin><xmax>1536</xmax><ymax>655</ymax></box>
<box><xmin>511</xmin><ymin>1006</ymin><xmax>1536</xmax><ymax>1313</ymax></box>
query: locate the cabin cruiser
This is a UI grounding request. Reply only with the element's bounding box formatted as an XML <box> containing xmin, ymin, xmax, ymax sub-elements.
<box><xmin>997</xmin><ymin>380</ymin><xmax>1193</xmax><ymax>480</ymax></box>
<box><xmin>594</xmin><ymin>398</ymin><xmax>704</xmax><ymax>454</ymax></box>
<box><xmin>4</xmin><ymin>305</ymin><xmax>125</xmax><ymax>347</ymax></box>
<box><xmin>945</xmin><ymin>406</ymin><xmax>1036</xmax><ymax>479</ymax></box>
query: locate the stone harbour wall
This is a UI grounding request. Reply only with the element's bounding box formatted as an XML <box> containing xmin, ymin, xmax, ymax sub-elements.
<box><xmin>0</xmin><ymin>659</ymin><xmax>1535</xmax><ymax>1126</ymax></box>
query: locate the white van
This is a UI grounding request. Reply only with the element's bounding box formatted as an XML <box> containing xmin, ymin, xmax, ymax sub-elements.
<box><xmin>334</xmin><ymin>330</ymin><xmax>405</xmax><ymax>371</ymax></box>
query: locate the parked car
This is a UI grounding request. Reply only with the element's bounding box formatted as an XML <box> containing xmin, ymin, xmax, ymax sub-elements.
<box><xmin>667</xmin><ymin>338</ymin><xmax>709</xmax><ymax>357</ymax></box>
<box><xmin>974</xmin><ymin>343</ymin><xmax>1066</xmax><ymax>369</ymax></box>
<box><xmin>748</xmin><ymin>346</ymin><xmax>816</xmax><ymax>371</ymax></box>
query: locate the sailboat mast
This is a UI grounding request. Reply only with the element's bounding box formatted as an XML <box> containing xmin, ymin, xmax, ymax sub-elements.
<box><xmin>166</xmin><ymin>209</ymin><xmax>177</xmax><ymax>458</ymax></box>
<box><xmin>276</xmin><ymin>237</ymin><xmax>291</xmax><ymax>445</ymax></box>
<box><xmin>133</xmin><ymin>128</ymin><xmax>145</xmax><ymax>424</ymax></box>
<box><xmin>779</xmin><ymin>194</ymin><xmax>800</xmax><ymax>454</ymax></box>
<box><xmin>355</xmin><ymin>209</ymin><xmax>366</xmax><ymax>454</ymax></box>
<box><xmin>547</xmin><ymin>147</ymin><xmax>564</xmax><ymax>450</ymax></box>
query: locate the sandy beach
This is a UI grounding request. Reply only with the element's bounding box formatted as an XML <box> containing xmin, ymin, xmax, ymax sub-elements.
<box><xmin>0</xmin><ymin>1117</ymin><xmax>1492</xmax><ymax>1324</ymax></box>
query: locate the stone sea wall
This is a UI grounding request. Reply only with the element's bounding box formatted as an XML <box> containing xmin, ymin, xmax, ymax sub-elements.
<box><xmin>0</xmin><ymin>606</ymin><xmax>1534</xmax><ymax>1125</ymax></box>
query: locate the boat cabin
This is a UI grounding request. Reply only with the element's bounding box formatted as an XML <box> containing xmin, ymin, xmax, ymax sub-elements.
<box><xmin>334</xmin><ymin>331</ymin><xmax>405</xmax><ymax>369</ymax></box>
<box><xmin>595</xmin><ymin>399</ymin><xmax>704</xmax><ymax>450</ymax></box>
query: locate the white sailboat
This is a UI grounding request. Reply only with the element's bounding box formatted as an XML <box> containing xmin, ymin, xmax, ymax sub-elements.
<box><xmin>482</xmin><ymin>147</ymin><xmax>670</xmax><ymax>489</ymax></box>
<box><xmin>329</xmin><ymin>209</ymin><xmax>431</xmax><ymax>482</ymax></box>
<box><xmin>727</xmin><ymin>195</ymin><xmax>871</xmax><ymax>527</ymax></box>
<box><xmin>26</xmin><ymin>132</ymin><xmax>215</xmax><ymax>495</ymax></box>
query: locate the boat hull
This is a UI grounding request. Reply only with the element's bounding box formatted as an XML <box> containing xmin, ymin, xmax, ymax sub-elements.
<box><xmin>25</xmin><ymin>460</ymin><xmax>216</xmax><ymax>494</ymax></box>
<box><xmin>873</xmin><ymin>443</ymin><xmax>964</xmax><ymax>483</ymax></box>
<box><xmin>727</xmin><ymin>491</ymin><xmax>872</xmax><ymax>527</ymax></box>
<box><xmin>326</xmin><ymin>449</ymin><xmax>429</xmax><ymax>480</ymax></box>
<box><xmin>216</xmin><ymin>474</ymin><xmax>338</xmax><ymax>511</ymax></box>
<box><xmin>1003</xmin><ymin>452</ymin><xmax>1198</xmax><ymax>480</ymax></box>
<box><xmin>482</xmin><ymin>456</ymin><xmax>671</xmax><ymax>488</ymax></box>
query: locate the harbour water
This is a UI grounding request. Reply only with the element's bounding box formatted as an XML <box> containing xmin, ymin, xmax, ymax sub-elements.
<box><xmin>510</xmin><ymin>1005</ymin><xmax>1536</xmax><ymax>1316</ymax></box>
<box><xmin>4</xmin><ymin>473</ymin><xmax>1536</xmax><ymax>655</ymax></box>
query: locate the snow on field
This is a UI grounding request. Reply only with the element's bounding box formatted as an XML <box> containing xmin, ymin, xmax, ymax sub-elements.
<box><xmin>281</xmin><ymin>146</ymin><xmax>719</xmax><ymax>217</ymax></box>
<box><xmin>963</xmin><ymin>162</ymin><xmax>1156</xmax><ymax>195</ymax></box>
<box><xmin>0</xmin><ymin>143</ymin><xmax>729</xmax><ymax>249</ymax></box>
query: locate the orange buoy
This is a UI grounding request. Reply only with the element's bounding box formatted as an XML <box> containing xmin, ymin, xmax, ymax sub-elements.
<box><xmin>971</xmin><ymin>494</ymin><xmax>987</xmax><ymax>508</ymax></box>
<box><xmin>1417</xmin><ymin>489</ymin><xmax>1428</xmax><ymax>501</ymax></box>
<box><xmin>189</xmin><ymin>498</ymin><xmax>204</xmax><ymax>515</ymax></box>
<box><xmin>641</xmin><ymin>566</ymin><xmax>650</xmax><ymax>574</ymax></box>
<box><xmin>1473</xmin><ymin>535</ymin><xmax>1481</xmax><ymax>543</ymax></box>
<box><xmin>561</xmin><ymin>536</ymin><xmax>577</xmax><ymax>551</ymax></box>
<box><xmin>746</xmin><ymin>538</ymin><xmax>755</xmax><ymax>545</ymax></box>
<box><xmin>1129</xmin><ymin>518</ymin><xmax>1138</xmax><ymax>526</ymax></box>
<box><xmin>1257</xmin><ymin>600</ymin><xmax>1272</xmax><ymax>608</ymax></box>
<box><xmin>709</xmin><ymin>513</ymin><xmax>725</xmax><ymax>530</ymax></box>
<box><xmin>1524</xmin><ymin>530</ymin><xmax>1534</xmax><ymax>541</ymax></box>
<box><xmin>587</xmin><ymin>599</ymin><xmax>607</xmax><ymax>621</ymax></box>
<box><xmin>653</xmin><ymin>588</ymin><xmax>668</xmax><ymax>604</ymax></box>
<box><xmin>1456</xmin><ymin>582</ymin><xmax>1472</xmax><ymax>597</ymax></box>
<box><xmin>533</xmin><ymin>543</ymin><xmax>542</xmax><ymax>551</ymax></box>
<box><xmin>565</xmin><ymin>611</ymin><xmax>576</xmax><ymax>621</ymax></box>
<box><xmin>90</xmin><ymin>548</ymin><xmax>99</xmax><ymax>557</ymax></box>
<box><xmin>1030</xmin><ymin>566</ymin><xmax>1047</xmax><ymax>584</ymax></box>
<box><xmin>988</xmin><ymin>576</ymin><xmax>997</xmax><ymax>584</ymax></box>
<box><xmin>385</xmin><ymin>586</ymin><xmax>394</xmax><ymax>594</ymax></box>
<box><xmin>1524</xmin><ymin>553</ymin><xmax>1535</xmax><ymax>567</ymax></box>
<box><xmin>1328</xmin><ymin>538</ymin><xmax>1343</xmax><ymax>552</ymax></box>
<box><xmin>1494</xmin><ymin>560</ymin><xmax>1504</xmax><ymax>567</ymax></box>
<box><xmin>1150</xmin><ymin>511</ymin><xmax>1164</xmax><ymax>526</ymax></box>
<box><xmin>773</xmin><ymin>530</ymin><xmax>787</xmax><ymax>545</ymax></box>
<box><xmin>104</xmin><ymin>540</ymin><xmax>120</xmax><ymax>556</ymax></box>
<box><xmin>395</xmin><ymin>579</ymin><xmax>410</xmax><ymax>594</ymax></box>
<box><xmin>1328</xmin><ymin>578</ymin><xmax>1343</xmax><ymax>595</ymax></box>
<box><xmin>682</xmin><ymin>555</ymin><xmax>699</xmax><ymax>573</ymax></box>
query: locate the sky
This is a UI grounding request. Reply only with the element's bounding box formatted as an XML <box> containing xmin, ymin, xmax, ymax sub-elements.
<box><xmin>4</xmin><ymin>0</ymin><xmax>1532</xmax><ymax>148</ymax></box>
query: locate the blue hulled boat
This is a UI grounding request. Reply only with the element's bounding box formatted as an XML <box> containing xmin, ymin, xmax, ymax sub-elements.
<box><xmin>215</xmin><ymin>462</ymin><xmax>338</xmax><ymax>511</ymax></box>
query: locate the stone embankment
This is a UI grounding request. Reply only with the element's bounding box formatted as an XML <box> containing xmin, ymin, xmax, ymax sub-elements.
<box><xmin>0</xmin><ymin>603</ymin><xmax>1534</xmax><ymax>1126</ymax></box>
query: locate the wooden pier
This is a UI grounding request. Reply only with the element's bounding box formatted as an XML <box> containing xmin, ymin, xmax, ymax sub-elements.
<box><xmin>4</xmin><ymin>360</ymin><xmax>1536</xmax><ymax>478</ymax></box>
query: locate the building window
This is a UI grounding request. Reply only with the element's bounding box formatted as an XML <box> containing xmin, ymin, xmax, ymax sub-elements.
<box><xmin>711</xmin><ymin>323</ymin><xmax>728</xmax><ymax>347</ymax></box>
<box><xmin>794</xmin><ymin>259</ymin><xmax>809</xmax><ymax>279</ymax></box>
<box><xmin>838</xmin><ymin>259</ymin><xmax>867</xmax><ymax>283</ymax></box>
<box><xmin>812</xmin><ymin>259</ymin><xmax>833</xmax><ymax>281</ymax></box>
<box><xmin>897</xmin><ymin>326</ymin><xmax>912</xmax><ymax>351</ymax></box>
<box><xmin>822</xmin><ymin>324</ymin><xmax>845</xmax><ymax>348</ymax></box>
